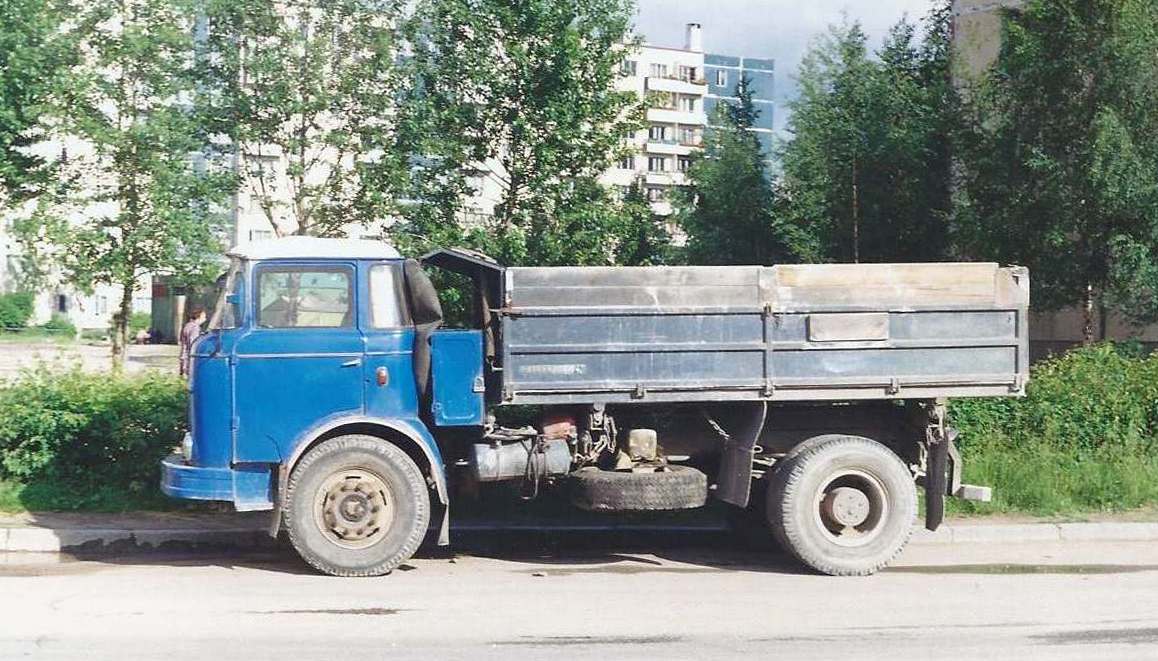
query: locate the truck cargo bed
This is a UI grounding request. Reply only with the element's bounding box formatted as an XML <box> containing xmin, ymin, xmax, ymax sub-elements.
<box><xmin>422</xmin><ymin>251</ymin><xmax>1030</xmax><ymax>405</ymax></box>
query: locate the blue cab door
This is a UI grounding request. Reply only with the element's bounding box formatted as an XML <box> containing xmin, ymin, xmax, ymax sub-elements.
<box><xmin>360</xmin><ymin>261</ymin><xmax>419</xmax><ymax>421</ymax></box>
<box><xmin>232</xmin><ymin>261</ymin><xmax>365</xmax><ymax>463</ymax></box>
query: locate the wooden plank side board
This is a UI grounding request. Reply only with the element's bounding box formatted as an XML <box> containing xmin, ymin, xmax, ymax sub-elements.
<box><xmin>506</xmin><ymin>263</ymin><xmax>1027</xmax><ymax>313</ymax></box>
<box><xmin>768</xmin><ymin>263</ymin><xmax>1004</xmax><ymax>311</ymax></box>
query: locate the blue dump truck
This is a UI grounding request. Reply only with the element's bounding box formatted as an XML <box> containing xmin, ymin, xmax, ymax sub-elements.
<box><xmin>162</xmin><ymin>237</ymin><xmax>1030</xmax><ymax>577</ymax></box>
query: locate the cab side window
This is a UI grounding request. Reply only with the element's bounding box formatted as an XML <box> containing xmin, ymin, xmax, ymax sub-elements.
<box><xmin>257</xmin><ymin>266</ymin><xmax>353</xmax><ymax>328</ymax></box>
<box><xmin>369</xmin><ymin>263</ymin><xmax>409</xmax><ymax>328</ymax></box>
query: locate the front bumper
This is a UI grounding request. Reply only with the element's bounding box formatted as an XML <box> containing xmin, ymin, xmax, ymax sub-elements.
<box><xmin>161</xmin><ymin>454</ymin><xmax>275</xmax><ymax>511</ymax></box>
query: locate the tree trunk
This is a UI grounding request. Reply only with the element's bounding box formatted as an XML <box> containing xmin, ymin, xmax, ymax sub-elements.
<box><xmin>110</xmin><ymin>281</ymin><xmax>134</xmax><ymax>374</ymax></box>
<box><xmin>851</xmin><ymin>157</ymin><xmax>860</xmax><ymax>264</ymax></box>
<box><xmin>1082</xmin><ymin>283</ymin><xmax>1096</xmax><ymax>346</ymax></box>
<box><xmin>1098</xmin><ymin>296</ymin><xmax>1108</xmax><ymax>341</ymax></box>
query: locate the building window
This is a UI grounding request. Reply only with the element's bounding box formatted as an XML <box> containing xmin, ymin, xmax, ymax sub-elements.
<box><xmin>715</xmin><ymin>69</ymin><xmax>728</xmax><ymax>87</ymax></box>
<box><xmin>618</xmin><ymin>155</ymin><xmax>635</xmax><ymax>170</ymax></box>
<box><xmin>645</xmin><ymin>187</ymin><xmax>664</xmax><ymax>202</ymax></box>
<box><xmin>678</xmin><ymin>65</ymin><xmax>698</xmax><ymax>82</ymax></box>
<box><xmin>648</xmin><ymin>125</ymin><xmax>668</xmax><ymax>141</ymax></box>
<box><xmin>649</xmin><ymin>63</ymin><xmax>668</xmax><ymax>78</ymax></box>
<box><xmin>678</xmin><ymin>96</ymin><xmax>697</xmax><ymax>113</ymax></box>
<box><xmin>648</xmin><ymin>156</ymin><xmax>667</xmax><ymax>172</ymax></box>
<box><xmin>249</xmin><ymin>229</ymin><xmax>273</xmax><ymax>242</ymax></box>
<box><xmin>679</xmin><ymin>127</ymin><xmax>701</xmax><ymax>145</ymax></box>
<box><xmin>56</xmin><ymin>294</ymin><xmax>68</xmax><ymax>313</ymax></box>
<box><xmin>678</xmin><ymin>156</ymin><xmax>693</xmax><ymax>172</ymax></box>
<box><xmin>620</xmin><ymin>60</ymin><xmax>637</xmax><ymax>77</ymax></box>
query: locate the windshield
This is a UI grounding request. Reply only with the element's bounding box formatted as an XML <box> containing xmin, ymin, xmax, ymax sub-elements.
<box><xmin>208</xmin><ymin>258</ymin><xmax>242</xmax><ymax>330</ymax></box>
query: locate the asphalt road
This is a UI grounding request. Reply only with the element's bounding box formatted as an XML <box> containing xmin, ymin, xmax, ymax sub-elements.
<box><xmin>2</xmin><ymin>531</ymin><xmax>1158</xmax><ymax>661</ymax></box>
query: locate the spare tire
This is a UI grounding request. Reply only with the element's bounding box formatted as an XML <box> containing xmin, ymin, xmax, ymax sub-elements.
<box><xmin>569</xmin><ymin>466</ymin><xmax>708</xmax><ymax>511</ymax></box>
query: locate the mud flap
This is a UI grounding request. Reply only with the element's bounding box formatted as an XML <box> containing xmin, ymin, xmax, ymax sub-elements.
<box><xmin>714</xmin><ymin>402</ymin><xmax>768</xmax><ymax>508</ymax></box>
<box><xmin>924</xmin><ymin>432</ymin><xmax>948</xmax><ymax>531</ymax></box>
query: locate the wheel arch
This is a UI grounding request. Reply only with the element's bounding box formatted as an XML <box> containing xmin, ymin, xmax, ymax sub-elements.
<box><xmin>277</xmin><ymin>416</ymin><xmax>449</xmax><ymax>513</ymax></box>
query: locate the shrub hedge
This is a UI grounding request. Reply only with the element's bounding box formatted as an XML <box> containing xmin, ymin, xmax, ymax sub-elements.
<box><xmin>41</xmin><ymin>312</ymin><xmax>77</xmax><ymax>337</ymax></box>
<box><xmin>951</xmin><ymin>343</ymin><xmax>1158</xmax><ymax>514</ymax></box>
<box><xmin>0</xmin><ymin>292</ymin><xmax>34</xmax><ymax>329</ymax></box>
<box><xmin>0</xmin><ymin>368</ymin><xmax>187</xmax><ymax>509</ymax></box>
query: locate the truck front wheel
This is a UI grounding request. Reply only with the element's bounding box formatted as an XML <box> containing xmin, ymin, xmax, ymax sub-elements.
<box><xmin>284</xmin><ymin>435</ymin><xmax>431</xmax><ymax>577</ymax></box>
<box><xmin>766</xmin><ymin>435</ymin><xmax>916</xmax><ymax>576</ymax></box>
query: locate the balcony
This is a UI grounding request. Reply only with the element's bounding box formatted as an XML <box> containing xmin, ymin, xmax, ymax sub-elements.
<box><xmin>646</xmin><ymin>75</ymin><xmax>708</xmax><ymax>96</ymax></box>
<box><xmin>644</xmin><ymin>171</ymin><xmax>688</xmax><ymax>187</ymax></box>
<box><xmin>647</xmin><ymin>107</ymin><xmax>706</xmax><ymax>125</ymax></box>
<box><xmin>645</xmin><ymin>140</ymin><xmax>695</xmax><ymax>156</ymax></box>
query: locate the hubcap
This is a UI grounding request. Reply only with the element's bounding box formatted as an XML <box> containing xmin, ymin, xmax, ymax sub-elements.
<box><xmin>313</xmin><ymin>469</ymin><xmax>394</xmax><ymax>550</ymax></box>
<box><xmin>813</xmin><ymin>470</ymin><xmax>888</xmax><ymax>548</ymax></box>
<box><xmin>822</xmin><ymin>486</ymin><xmax>871</xmax><ymax>528</ymax></box>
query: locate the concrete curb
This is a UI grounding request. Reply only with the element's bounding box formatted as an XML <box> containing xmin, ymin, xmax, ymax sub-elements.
<box><xmin>910</xmin><ymin>521</ymin><xmax>1158</xmax><ymax>546</ymax></box>
<box><xmin>0</xmin><ymin>527</ymin><xmax>274</xmax><ymax>554</ymax></box>
<box><xmin>3</xmin><ymin>519</ymin><xmax>1158</xmax><ymax>553</ymax></box>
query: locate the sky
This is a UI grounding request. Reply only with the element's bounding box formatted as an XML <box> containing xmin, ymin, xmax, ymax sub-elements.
<box><xmin>635</xmin><ymin>0</ymin><xmax>938</xmax><ymax>131</ymax></box>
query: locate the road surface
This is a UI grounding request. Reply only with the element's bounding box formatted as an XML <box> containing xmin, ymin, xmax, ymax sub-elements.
<box><xmin>2</xmin><ymin>531</ymin><xmax>1157</xmax><ymax>660</ymax></box>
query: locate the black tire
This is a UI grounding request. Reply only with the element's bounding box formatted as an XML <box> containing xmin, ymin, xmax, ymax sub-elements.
<box><xmin>284</xmin><ymin>435</ymin><xmax>431</xmax><ymax>577</ymax></box>
<box><xmin>767</xmin><ymin>435</ymin><xmax>916</xmax><ymax>576</ymax></box>
<box><xmin>569</xmin><ymin>466</ymin><xmax>707</xmax><ymax>511</ymax></box>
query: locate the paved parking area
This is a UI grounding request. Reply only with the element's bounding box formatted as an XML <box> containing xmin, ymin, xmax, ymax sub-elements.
<box><xmin>0</xmin><ymin>342</ymin><xmax>178</xmax><ymax>380</ymax></box>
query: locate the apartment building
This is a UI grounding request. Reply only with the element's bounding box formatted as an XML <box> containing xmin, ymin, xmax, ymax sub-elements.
<box><xmin>602</xmin><ymin>23</ymin><xmax>774</xmax><ymax>215</ymax></box>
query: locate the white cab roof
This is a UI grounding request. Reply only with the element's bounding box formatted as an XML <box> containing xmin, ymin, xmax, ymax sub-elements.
<box><xmin>228</xmin><ymin>236</ymin><xmax>402</xmax><ymax>261</ymax></box>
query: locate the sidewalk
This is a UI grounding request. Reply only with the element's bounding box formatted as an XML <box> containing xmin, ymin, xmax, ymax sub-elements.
<box><xmin>3</xmin><ymin>509</ymin><xmax>1158</xmax><ymax>554</ymax></box>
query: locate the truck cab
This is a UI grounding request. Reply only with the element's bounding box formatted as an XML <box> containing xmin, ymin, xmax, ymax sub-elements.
<box><xmin>163</xmin><ymin>238</ymin><xmax>482</xmax><ymax>569</ymax></box>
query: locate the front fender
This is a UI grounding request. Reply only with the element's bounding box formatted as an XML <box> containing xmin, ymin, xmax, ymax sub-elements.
<box><xmin>282</xmin><ymin>415</ymin><xmax>448</xmax><ymax>505</ymax></box>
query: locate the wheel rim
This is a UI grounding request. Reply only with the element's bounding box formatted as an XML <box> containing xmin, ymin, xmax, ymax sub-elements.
<box><xmin>811</xmin><ymin>469</ymin><xmax>889</xmax><ymax>548</ymax></box>
<box><xmin>313</xmin><ymin>468</ymin><xmax>395</xmax><ymax>550</ymax></box>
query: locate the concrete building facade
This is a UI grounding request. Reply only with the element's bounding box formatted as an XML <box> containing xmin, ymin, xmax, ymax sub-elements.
<box><xmin>601</xmin><ymin>23</ymin><xmax>774</xmax><ymax>215</ymax></box>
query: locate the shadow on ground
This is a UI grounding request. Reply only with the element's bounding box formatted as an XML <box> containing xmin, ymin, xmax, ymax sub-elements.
<box><xmin>2</xmin><ymin>524</ymin><xmax>803</xmax><ymax>578</ymax></box>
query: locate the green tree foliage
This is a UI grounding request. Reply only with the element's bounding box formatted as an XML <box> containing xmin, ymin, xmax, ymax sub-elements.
<box><xmin>0</xmin><ymin>292</ymin><xmax>34</xmax><ymax>329</ymax></box>
<box><xmin>13</xmin><ymin>0</ymin><xmax>232</xmax><ymax>370</ymax></box>
<box><xmin>395</xmin><ymin>0</ymin><xmax>650</xmax><ymax>266</ymax></box>
<box><xmin>778</xmin><ymin>5</ymin><xmax>956</xmax><ymax>263</ymax></box>
<box><xmin>0</xmin><ymin>0</ymin><xmax>74</xmax><ymax>207</ymax></box>
<box><xmin>955</xmin><ymin>0</ymin><xmax>1158</xmax><ymax>341</ymax></box>
<box><xmin>200</xmin><ymin>0</ymin><xmax>407</xmax><ymax>237</ymax></box>
<box><xmin>614</xmin><ymin>179</ymin><xmax>672</xmax><ymax>266</ymax></box>
<box><xmin>676</xmin><ymin>77</ymin><xmax>796</xmax><ymax>265</ymax></box>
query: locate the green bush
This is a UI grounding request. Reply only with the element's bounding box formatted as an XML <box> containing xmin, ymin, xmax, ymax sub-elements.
<box><xmin>128</xmin><ymin>311</ymin><xmax>151</xmax><ymax>335</ymax></box>
<box><xmin>40</xmin><ymin>312</ymin><xmax>77</xmax><ymax>337</ymax></box>
<box><xmin>0</xmin><ymin>369</ymin><xmax>187</xmax><ymax>506</ymax></box>
<box><xmin>950</xmin><ymin>343</ymin><xmax>1158</xmax><ymax>514</ymax></box>
<box><xmin>0</xmin><ymin>292</ymin><xmax>35</xmax><ymax>329</ymax></box>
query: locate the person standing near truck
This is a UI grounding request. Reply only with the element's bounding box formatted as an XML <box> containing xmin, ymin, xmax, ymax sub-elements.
<box><xmin>178</xmin><ymin>306</ymin><xmax>206</xmax><ymax>378</ymax></box>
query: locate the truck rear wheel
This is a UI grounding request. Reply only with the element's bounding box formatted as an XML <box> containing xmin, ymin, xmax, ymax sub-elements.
<box><xmin>284</xmin><ymin>435</ymin><xmax>430</xmax><ymax>577</ymax></box>
<box><xmin>766</xmin><ymin>435</ymin><xmax>915</xmax><ymax>576</ymax></box>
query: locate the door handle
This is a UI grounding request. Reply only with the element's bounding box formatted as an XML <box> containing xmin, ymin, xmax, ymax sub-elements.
<box><xmin>340</xmin><ymin>358</ymin><xmax>361</xmax><ymax>368</ymax></box>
